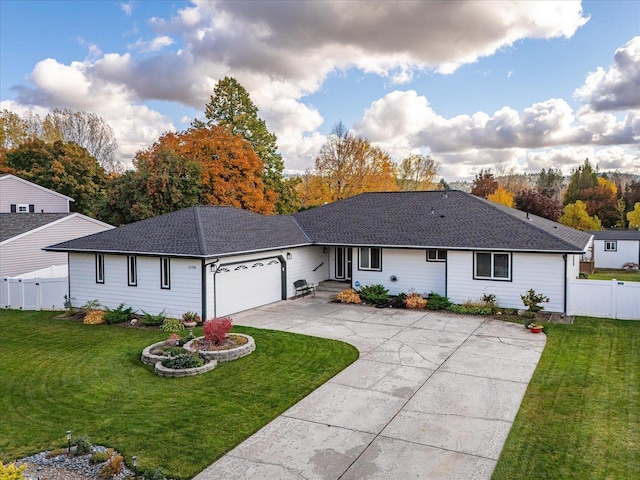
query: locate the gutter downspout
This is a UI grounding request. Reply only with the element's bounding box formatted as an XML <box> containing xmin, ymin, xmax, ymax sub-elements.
<box><xmin>563</xmin><ymin>254</ymin><xmax>568</xmax><ymax>314</ymax></box>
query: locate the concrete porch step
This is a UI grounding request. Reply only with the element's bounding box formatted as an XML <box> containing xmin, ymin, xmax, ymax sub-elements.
<box><xmin>317</xmin><ymin>280</ymin><xmax>351</xmax><ymax>293</ymax></box>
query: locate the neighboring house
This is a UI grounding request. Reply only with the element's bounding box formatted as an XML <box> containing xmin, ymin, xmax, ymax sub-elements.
<box><xmin>0</xmin><ymin>213</ymin><xmax>114</xmax><ymax>277</ymax></box>
<box><xmin>0</xmin><ymin>174</ymin><xmax>72</xmax><ymax>213</ymax></box>
<box><xmin>587</xmin><ymin>229</ymin><xmax>640</xmax><ymax>269</ymax></box>
<box><xmin>47</xmin><ymin>191</ymin><xmax>592</xmax><ymax>318</ymax></box>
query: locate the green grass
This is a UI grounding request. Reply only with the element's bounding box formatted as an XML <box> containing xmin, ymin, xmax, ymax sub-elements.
<box><xmin>493</xmin><ymin>317</ymin><xmax>640</xmax><ymax>479</ymax></box>
<box><xmin>0</xmin><ymin>310</ymin><xmax>358</xmax><ymax>479</ymax></box>
<box><xmin>588</xmin><ymin>268</ymin><xmax>640</xmax><ymax>282</ymax></box>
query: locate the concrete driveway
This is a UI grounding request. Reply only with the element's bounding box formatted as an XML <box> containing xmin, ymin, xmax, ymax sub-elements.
<box><xmin>194</xmin><ymin>295</ymin><xmax>546</xmax><ymax>480</ymax></box>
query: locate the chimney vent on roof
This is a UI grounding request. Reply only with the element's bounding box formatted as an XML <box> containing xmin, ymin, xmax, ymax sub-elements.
<box><xmin>430</xmin><ymin>207</ymin><xmax>435</xmax><ymax>215</ymax></box>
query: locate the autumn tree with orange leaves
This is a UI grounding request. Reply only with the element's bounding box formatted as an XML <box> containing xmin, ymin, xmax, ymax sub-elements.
<box><xmin>298</xmin><ymin>122</ymin><xmax>398</xmax><ymax>207</ymax></box>
<box><xmin>100</xmin><ymin>126</ymin><xmax>275</xmax><ymax>225</ymax></box>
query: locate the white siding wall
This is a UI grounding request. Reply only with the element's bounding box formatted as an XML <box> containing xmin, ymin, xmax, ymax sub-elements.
<box><xmin>69</xmin><ymin>253</ymin><xmax>202</xmax><ymax>317</ymax></box>
<box><xmin>0</xmin><ymin>176</ymin><xmax>70</xmax><ymax>212</ymax></box>
<box><xmin>352</xmin><ymin>248</ymin><xmax>445</xmax><ymax>296</ymax></box>
<box><xmin>594</xmin><ymin>240</ymin><xmax>640</xmax><ymax>269</ymax></box>
<box><xmin>0</xmin><ymin>216</ymin><xmax>112</xmax><ymax>277</ymax></box>
<box><xmin>205</xmin><ymin>246</ymin><xmax>329</xmax><ymax>318</ymax></box>
<box><xmin>447</xmin><ymin>251</ymin><xmax>566</xmax><ymax>312</ymax></box>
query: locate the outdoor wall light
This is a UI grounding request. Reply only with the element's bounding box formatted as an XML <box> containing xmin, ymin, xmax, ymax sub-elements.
<box><xmin>66</xmin><ymin>430</ymin><xmax>72</xmax><ymax>453</ymax></box>
<box><xmin>323</xmin><ymin>247</ymin><xmax>328</xmax><ymax>253</ymax></box>
<box><xmin>132</xmin><ymin>455</ymin><xmax>137</xmax><ymax>479</ymax></box>
<box><xmin>286</xmin><ymin>252</ymin><xmax>292</xmax><ymax>260</ymax></box>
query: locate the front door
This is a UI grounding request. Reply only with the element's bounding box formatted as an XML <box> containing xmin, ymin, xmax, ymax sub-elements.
<box><xmin>335</xmin><ymin>247</ymin><xmax>352</xmax><ymax>281</ymax></box>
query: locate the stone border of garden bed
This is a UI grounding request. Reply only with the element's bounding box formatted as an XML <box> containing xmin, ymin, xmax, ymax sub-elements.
<box><xmin>154</xmin><ymin>359</ymin><xmax>217</xmax><ymax>377</ymax></box>
<box><xmin>184</xmin><ymin>333</ymin><xmax>255</xmax><ymax>362</ymax></box>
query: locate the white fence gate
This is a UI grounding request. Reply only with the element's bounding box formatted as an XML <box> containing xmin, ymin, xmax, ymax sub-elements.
<box><xmin>1</xmin><ymin>277</ymin><xmax>67</xmax><ymax>310</ymax></box>
<box><xmin>567</xmin><ymin>278</ymin><xmax>640</xmax><ymax>320</ymax></box>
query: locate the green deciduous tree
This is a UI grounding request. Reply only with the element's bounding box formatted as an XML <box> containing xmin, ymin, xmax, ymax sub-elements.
<box><xmin>203</xmin><ymin>77</ymin><xmax>291</xmax><ymax>212</ymax></box>
<box><xmin>4</xmin><ymin>139</ymin><xmax>107</xmax><ymax>216</ymax></box>
<box><xmin>559</xmin><ymin>200</ymin><xmax>602</xmax><ymax>231</ymax></box>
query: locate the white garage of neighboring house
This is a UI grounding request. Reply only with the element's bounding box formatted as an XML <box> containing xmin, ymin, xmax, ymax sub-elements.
<box><xmin>46</xmin><ymin>191</ymin><xmax>593</xmax><ymax>319</ymax></box>
<box><xmin>587</xmin><ymin>229</ymin><xmax>640</xmax><ymax>269</ymax></box>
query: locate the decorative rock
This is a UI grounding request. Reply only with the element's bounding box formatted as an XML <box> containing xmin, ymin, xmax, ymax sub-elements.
<box><xmin>184</xmin><ymin>334</ymin><xmax>256</xmax><ymax>363</ymax></box>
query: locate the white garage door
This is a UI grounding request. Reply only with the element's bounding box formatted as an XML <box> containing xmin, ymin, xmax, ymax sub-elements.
<box><xmin>215</xmin><ymin>258</ymin><xmax>283</xmax><ymax>317</ymax></box>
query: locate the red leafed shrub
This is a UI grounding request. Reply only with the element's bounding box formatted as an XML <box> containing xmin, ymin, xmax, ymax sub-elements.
<box><xmin>203</xmin><ymin>317</ymin><xmax>233</xmax><ymax>345</ymax></box>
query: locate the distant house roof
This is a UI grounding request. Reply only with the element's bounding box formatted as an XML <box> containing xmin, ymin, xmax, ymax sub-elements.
<box><xmin>0</xmin><ymin>213</ymin><xmax>73</xmax><ymax>243</ymax></box>
<box><xmin>47</xmin><ymin>191</ymin><xmax>592</xmax><ymax>257</ymax></box>
<box><xmin>0</xmin><ymin>174</ymin><xmax>74</xmax><ymax>202</ymax></box>
<box><xmin>294</xmin><ymin>191</ymin><xmax>592</xmax><ymax>253</ymax></box>
<box><xmin>46</xmin><ymin>206</ymin><xmax>311</xmax><ymax>257</ymax></box>
<box><xmin>588</xmin><ymin>229</ymin><xmax>640</xmax><ymax>241</ymax></box>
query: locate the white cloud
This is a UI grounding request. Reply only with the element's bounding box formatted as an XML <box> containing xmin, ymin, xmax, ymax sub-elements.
<box><xmin>128</xmin><ymin>36</ymin><xmax>175</xmax><ymax>53</ymax></box>
<box><xmin>120</xmin><ymin>2</ymin><xmax>133</xmax><ymax>16</ymax></box>
<box><xmin>574</xmin><ymin>36</ymin><xmax>640</xmax><ymax>112</ymax></box>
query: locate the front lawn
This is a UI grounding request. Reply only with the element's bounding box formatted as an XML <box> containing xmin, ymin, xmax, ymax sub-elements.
<box><xmin>0</xmin><ymin>310</ymin><xmax>358</xmax><ymax>479</ymax></box>
<box><xmin>493</xmin><ymin>317</ymin><xmax>640</xmax><ymax>479</ymax></box>
<box><xmin>589</xmin><ymin>268</ymin><xmax>640</xmax><ymax>282</ymax></box>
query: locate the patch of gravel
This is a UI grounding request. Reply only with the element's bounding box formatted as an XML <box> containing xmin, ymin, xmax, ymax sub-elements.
<box><xmin>15</xmin><ymin>446</ymin><xmax>133</xmax><ymax>480</ymax></box>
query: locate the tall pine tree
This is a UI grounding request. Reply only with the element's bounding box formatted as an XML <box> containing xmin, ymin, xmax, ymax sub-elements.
<box><xmin>203</xmin><ymin>77</ymin><xmax>293</xmax><ymax>213</ymax></box>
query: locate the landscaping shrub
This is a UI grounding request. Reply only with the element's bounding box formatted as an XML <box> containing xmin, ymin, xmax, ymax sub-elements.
<box><xmin>82</xmin><ymin>299</ymin><xmax>101</xmax><ymax>310</ymax></box>
<box><xmin>405</xmin><ymin>292</ymin><xmax>426</xmax><ymax>309</ymax></box>
<box><xmin>357</xmin><ymin>284</ymin><xmax>390</xmax><ymax>305</ymax></box>
<box><xmin>46</xmin><ymin>448</ymin><xmax>67</xmax><ymax>458</ymax></box>
<box><xmin>141</xmin><ymin>310</ymin><xmax>166</xmax><ymax>326</ymax></box>
<box><xmin>182</xmin><ymin>311</ymin><xmax>201</xmax><ymax>324</ymax></box>
<box><xmin>98</xmin><ymin>452</ymin><xmax>123</xmax><ymax>479</ymax></box>
<box><xmin>74</xmin><ymin>434</ymin><xmax>92</xmax><ymax>455</ymax></box>
<box><xmin>482</xmin><ymin>293</ymin><xmax>500</xmax><ymax>313</ymax></box>
<box><xmin>90</xmin><ymin>449</ymin><xmax>112</xmax><ymax>464</ymax></box>
<box><xmin>104</xmin><ymin>304</ymin><xmax>134</xmax><ymax>324</ymax></box>
<box><xmin>426</xmin><ymin>292</ymin><xmax>451</xmax><ymax>310</ymax></box>
<box><xmin>83</xmin><ymin>310</ymin><xmax>105</xmax><ymax>325</ymax></box>
<box><xmin>447</xmin><ymin>304</ymin><xmax>492</xmax><ymax>315</ymax></box>
<box><xmin>143</xmin><ymin>467</ymin><xmax>166</xmax><ymax>480</ymax></box>
<box><xmin>161</xmin><ymin>354</ymin><xmax>204</xmax><ymax>369</ymax></box>
<box><xmin>521</xmin><ymin>289</ymin><xmax>549</xmax><ymax>312</ymax></box>
<box><xmin>203</xmin><ymin>317</ymin><xmax>233</xmax><ymax>345</ymax></box>
<box><xmin>336</xmin><ymin>289</ymin><xmax>362</xmax><ymax>304</ymax></box>
<box><xmin>161</xmin><ymin>318</ymin><xmax>184</xmax><ymax>333</ymax></box>
<box><xmin>0</xmin><ymin>461</ymin><xmax>26</xmax><ymax>480</ymax></box>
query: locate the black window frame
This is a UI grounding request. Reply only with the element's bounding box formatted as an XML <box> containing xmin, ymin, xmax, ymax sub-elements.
<box><xmin>95</xmin><ymin>254</ymin><xmax>104</xmax><ymax>284</ymax></box>
<box><xmin>473</xmin><ymin>251</ymin><xmax>512</xmax><ymax>281</ymax></box>
<box><xmin>426</xmin><ymin>249</ymin><xmax>447</xmax><ymax>262</ymax></box>
<box><xmin>127</xmin><ymin>255</ymin><xmax>137</xmax><ymax>287</ymax></box>
<box><xmin>604</xmin><ymin>241</ymin><xmax>617</xmax><ymax>252</ymax></box>
<box><xmin>160</xmin><ymin>257</ymin><xmax>171</xmax><ymax>289</ymax></box>
<box><xmin>358</xmin><ymin>247</ymin><xmax>382</xmax><ymax>271</ymax></box>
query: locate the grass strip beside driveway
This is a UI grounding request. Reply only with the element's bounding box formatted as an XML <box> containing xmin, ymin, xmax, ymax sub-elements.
<box><xmin>0</xmin><ymin>310</ymin><xmax>358</xmax><ymax>479</ymax></box>
<box><xmin>493</xmin><ymin>317</ymin><xmax>640</xmax><ymax>479</ymax></box>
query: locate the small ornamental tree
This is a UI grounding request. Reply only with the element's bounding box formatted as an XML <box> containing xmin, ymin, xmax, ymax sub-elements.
<box><xmin>203</xmin><ymin>317</ymin><xmax>233</xmax><ymax>345</ymax></box>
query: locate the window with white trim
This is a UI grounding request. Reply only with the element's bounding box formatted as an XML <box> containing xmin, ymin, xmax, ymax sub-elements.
<box><xmin>604</xmin><ymin>241</ymin><xmax>617</xmax><ymax>252</ymax></box>
<box><xmin>359</xmin><ymin>247</ymin><xmax>382</xmax><ymax>271</ymax></box>
<box><xmin>160</xmin><ymin>257</ymin><xmax>171</xmax><ymax>289</ymax></box>
<box><xmin>427</xmin><ymin>249</ymin><xmax>446</xmax><ymax>262</ymax></box>
<box><xmin>95</xmin><ymin>254</ymin><xmax>104</xmax><ymax>284</ymax></box>
<box><xmin>474</xmin><ymin>252</ymin><xmax>511</xmax><ymax>281</ymax></box>
<box><xmin>127</xmin><ymin>256</ymin><xmax>137</xmax><ymax>286</ymax></box>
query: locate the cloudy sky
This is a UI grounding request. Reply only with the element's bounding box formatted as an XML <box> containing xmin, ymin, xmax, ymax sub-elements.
<box><xmin>1</xmin><ymin>0</ymin><xmax>638</xmax><ymax>181</ymax></box>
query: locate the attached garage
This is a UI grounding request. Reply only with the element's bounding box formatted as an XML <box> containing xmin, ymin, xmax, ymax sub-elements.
<box><xmin>214</xmin><ymin>257</ymin><xmax>284</xmax><ymax>317</ymax></box>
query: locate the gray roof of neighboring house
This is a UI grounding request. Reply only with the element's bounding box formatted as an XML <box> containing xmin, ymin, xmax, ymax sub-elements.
<box><xmin>46</xmin><ymin>206</ymin><xmax>310</xmax><ymax>257</ymax></box>
<box><xmin>46</xmin><ymin>191</ymin><xmax>593</xmax><ymax>257</ymax></box>
<box><xmin>0</xmin><ymin>213</ymin><xmax>73</xmax><ymax>243</ymax></box>
<box><xmin>294</xmin><ymin>191</ymin><xmax>592</xmax><ymax>252</ymax></box>
<box><xmin>588</xmin><ymin>229</ymin><xmax>640</xmax><ymax>241</ymax></box>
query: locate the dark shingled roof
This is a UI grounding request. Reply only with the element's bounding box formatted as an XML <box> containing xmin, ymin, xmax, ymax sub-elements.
<box><xmin>588</xmin><ymin>229</ymin><xmax>640</xmax><ymax>241</ymax></box>
<box><xmin>47</xmin><ymin>206</ymin><xmax>310</xmax><ymax>257</ymax></box>
<box><xmin>46</xmin><ymin>191</ymin><xmax>592</xmax><ymax>256</ymax></box>
<box><xmin>294</xmin><ymin>191</ymin><xmax>592</xmax><ymax>252</ymax></box>
<box><xmin>1</xmin><ymin>213</ymin><xmax>73</xmax><ymax>242</ymax></box>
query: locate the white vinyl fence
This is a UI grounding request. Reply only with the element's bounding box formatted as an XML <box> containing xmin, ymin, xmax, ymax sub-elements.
<box><xmin>567</xmin><ymin>278</ymin><xmax>640</xmax><ymax>320</ymax></box>
<box><xmin>1</xmin><ymin>277</ymin><xmax>67</xmax><ymax>310</ymax></box>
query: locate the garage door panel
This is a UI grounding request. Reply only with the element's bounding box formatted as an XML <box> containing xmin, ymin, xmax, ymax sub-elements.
<box><xmin>215</xmin><ymin>258</ymin><xmax>282</xmax><ymax>316</ymax></box>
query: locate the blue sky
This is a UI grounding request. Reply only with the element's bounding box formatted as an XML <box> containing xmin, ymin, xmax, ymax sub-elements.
<box><xmin>1</xmin><ymin>1</ymin><xmax>638</xmax><ymax>180</ymax></box>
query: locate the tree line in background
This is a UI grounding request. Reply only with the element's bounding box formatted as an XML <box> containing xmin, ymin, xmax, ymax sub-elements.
<box><xmin>1</xmin><ymin>77</ymin><xmax>639</xmax><ymax>230</ymax></box>
<box><xmin>469</xmin><ymin>160</ymin><xmax>640</xmax><ymax>230</ymax></box>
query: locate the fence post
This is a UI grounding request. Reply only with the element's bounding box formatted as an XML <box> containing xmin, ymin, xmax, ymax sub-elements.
<box><xmin>611</xmin><ymin>279</ymin><xmax>618</xmax><ymax>320</ymax></box>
